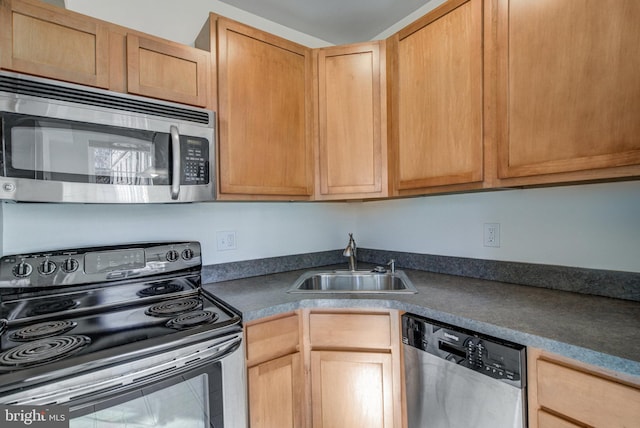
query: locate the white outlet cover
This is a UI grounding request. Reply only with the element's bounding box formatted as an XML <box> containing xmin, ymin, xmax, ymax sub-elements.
<box><xmin>216</xmin><ymin>231</ymin><xmax>237</xmax><ymax>251</ymax></box>
<box><xmin>483</xmin><ymin>223</ymin><xmax>500</xmax><ymax>248</ymax></box>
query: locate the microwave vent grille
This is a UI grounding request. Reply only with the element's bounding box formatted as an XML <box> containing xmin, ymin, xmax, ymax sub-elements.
<box><xmin>0</xmin><ymin>74</ymin><xmax>211</xmax><ymax>125</ymax></box>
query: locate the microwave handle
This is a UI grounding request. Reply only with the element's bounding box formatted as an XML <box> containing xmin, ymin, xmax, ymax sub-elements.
<box><xmin>169</xmin><ymin>125</ymin><xmax>181</xmax><ymax>200</ymax></box>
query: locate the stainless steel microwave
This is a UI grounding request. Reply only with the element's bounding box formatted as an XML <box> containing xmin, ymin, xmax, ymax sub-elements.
<box><xmin>0</xmin><ymin>71</ymin><xmax>216</xmax><ymax>203</ymax></box>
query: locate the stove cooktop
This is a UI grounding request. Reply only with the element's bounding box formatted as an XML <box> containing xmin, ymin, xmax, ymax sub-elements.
<box><xmin>0</xmin><ymin>242</ymin><xmax>242</xmax><ymax>378</ymax></box>
<box><xmin>0</xmin><ymin>285</ymin><xmax>240</xmax><ymax>373</ymax></box>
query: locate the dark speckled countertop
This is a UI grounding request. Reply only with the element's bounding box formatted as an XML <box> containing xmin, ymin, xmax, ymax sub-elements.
<box><xmin>203</xmin><ymin>264</ymin><xmax>640</xmax><ymax>379</ymax></box>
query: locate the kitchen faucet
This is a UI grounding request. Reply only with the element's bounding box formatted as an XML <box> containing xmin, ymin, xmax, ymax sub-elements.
<box><xmin>343</xmin><ymin>233</ymin><xmax>357</xmax><ymax>271</ymax></box>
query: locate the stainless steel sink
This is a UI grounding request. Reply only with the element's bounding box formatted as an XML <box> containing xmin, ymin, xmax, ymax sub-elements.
<box><xmin>287</xmin><ymin>270</ymin><xmax>418</xmax><ymax>294</ymax></box>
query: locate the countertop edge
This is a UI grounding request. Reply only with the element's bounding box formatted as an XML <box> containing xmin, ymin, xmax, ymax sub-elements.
<box><xmin>234</xmin><ymin>298</ymin><xmax>640</xmax><ymax>380</ymax></box>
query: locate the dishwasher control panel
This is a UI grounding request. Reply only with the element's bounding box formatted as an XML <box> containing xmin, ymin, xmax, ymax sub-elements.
<box><xmin>402</xmin><ymin>313</ymin><xmax>526</xmax><ymax>388</ymax></box>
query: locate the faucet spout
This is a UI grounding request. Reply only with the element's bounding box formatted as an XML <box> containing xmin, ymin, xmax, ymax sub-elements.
<box><xmin>343</xmin><ymin>233</ymin><xmax>357</xmax><ymax>271</ymax></box>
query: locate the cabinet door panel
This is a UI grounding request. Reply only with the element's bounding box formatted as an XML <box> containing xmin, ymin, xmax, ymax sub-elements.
<box><xmin>248</xmin><ymin>352</ymin><xmax>303</xmax><ymax>428</ymax></box>
<box><xmin>316</xmin><ymin>42</ymin><xmax>387</xmax><ymax>199</ymax></box>
<box><xmin>126</xmin><ymin>34</ymin><xmax>209</xmax><ymax>107</ymax></box>
<box><xmin>537</xmin><ymin>410</ymin><xmax>581</xmax><ymax>428</ymax></box>
<box><xmin>311</xmin><ymin>351</ymin><xmax>394</xmax><ymax>428</ymax></box>
<box><xmin>246</xmin><ymin>313</ymin><xmax>299</xmax><ymax>366</ymax></box>
<box><xmin>497</xmin><ymin>0</ymin><xmax>640</xmax><ymax>178</ymax></box>
<box><xmin>309</xmin><ymin>312</ymin><xmax>391</xmax><ymax>350</ymax></box>
<box><xmin>537</xmin><ymin>359</ymin><xmax>640</xmax><ymax>427</ymax></box>
<box><xmin>217</xmin><ymin>18</ymin><xmax>313</xmax><ymax>198</ymax></box>
<box><xmin>0</xmin><ymin>0</ymin><xmax>109</xmax><ymax>88</ymax></box>
<box><xmin>394</xmin><ymin>0</ymin><xmax>483</xmax><ymax>190</ymax></box>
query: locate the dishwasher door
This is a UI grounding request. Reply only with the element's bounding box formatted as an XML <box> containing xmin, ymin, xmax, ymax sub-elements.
<box><xmin>404</xmin><ymin>344</ymin><xmax>525</xmax><ymax>428</ymax></box>
<box><xmin>402</xmin><ymin>313</ymin><xmax>526</xmax><ymax>428</ymax></box>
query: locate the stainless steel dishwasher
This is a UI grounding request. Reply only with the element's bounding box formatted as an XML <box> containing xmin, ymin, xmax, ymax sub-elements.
<box><xmin>402</xmin><ymin>313</ymin><xmax>527</xmax><ymax>428</ymax></box>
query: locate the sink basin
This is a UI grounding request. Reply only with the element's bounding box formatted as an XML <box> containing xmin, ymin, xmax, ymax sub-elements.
<box><xmin>287</xmin><ymin>270</ymin><xmax>417</xmax><ymax>294</ymax></box>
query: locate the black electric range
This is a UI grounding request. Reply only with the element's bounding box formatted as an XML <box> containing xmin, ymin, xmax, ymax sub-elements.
<box><xmin>0</xmin><ymin>242</ymin><xmax>241</xmax><ymax>391</ymax></box>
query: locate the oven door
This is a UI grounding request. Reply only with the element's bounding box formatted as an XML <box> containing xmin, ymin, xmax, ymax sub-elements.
<box><xmin>2</xmin><ymin>333</ymin><xmax>247</xmax><ymax>428</ymax></box>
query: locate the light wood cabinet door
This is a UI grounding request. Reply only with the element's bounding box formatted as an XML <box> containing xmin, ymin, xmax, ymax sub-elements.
<box><xmin>315</xmin><ymin>41</ymin><xmax>388</xmax><ymax>200</ymax></box>
<box><xmin>536</xmin><ymin>410</ymin><xmax>581</xmax><ymax>428</ymax></box>
<box><xmin>126</xmin><ymin>33</ymin><xmax>210</xmax><ymax>107</ymax></box>
<box><xmin>527</xmin><ymin>348</ymin><xmax>640</xmax><ymax>428</ymax></box>
<box><xmin>306</xmin><ymin>310</ymin><xmax>402</xmax><ymax>428</ymax></box>
<box><xmin>0</xmin><ymin>0</ymin><xmax>109</xmax><ymax>88</ymax></box>
<box><xmin>248</xmin><ymin>352</ymin><xmax>304</xmax><ymax>428</ymax></box>
<box><xmin>310</xmin><ymin>351</ymin><xmax>394</xmax><ymax>428</ymax></box>
<box><xmin>246</xmin><ymin>312</ymin><xmax>304</xmax><ymax>428</ymax></box>
<box><xmin>390</xmin><ymin>0</ymin><xmax>483</xmax><ymax>195</ymax></box>
<box><xmin>246</xmin><ymin>312</ymin><xmax>300</xmax><ymax>367</ymax></box>
<box><xmin>494</xmin><ymin>0</ymin><xmax>640</xmax><ymax>183</ymax></box>
<box><xmin>215</xmin><ymin>16</ymin><xmax>314</xmax><ymax>199</ymax></box>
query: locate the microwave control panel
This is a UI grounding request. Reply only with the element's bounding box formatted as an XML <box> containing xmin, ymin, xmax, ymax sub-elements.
<box><xmin>181</xmin><ymin>137</ymin><xmax>209</xmax><ymax>184</ymax></box>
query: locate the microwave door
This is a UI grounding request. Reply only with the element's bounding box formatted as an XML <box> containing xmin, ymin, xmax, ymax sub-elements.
<box><xmin>7</xmin><ymin>116</ymin><xmax>171</xmax><ymax>187</ymax></box>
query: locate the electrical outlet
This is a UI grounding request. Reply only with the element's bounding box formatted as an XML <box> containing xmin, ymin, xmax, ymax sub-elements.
<box><xmin>216</xmin><ymin>231</ymin><xmax>237</xmax><ymax>251</ymax></box>
<box><xmin>483</xmin><ymin>223</ymin><xmax>500</xmax><ymax>248</ymax></box>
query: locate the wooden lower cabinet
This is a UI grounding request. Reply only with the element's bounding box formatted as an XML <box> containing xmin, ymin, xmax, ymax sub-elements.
<box><xmin>528</xmin><ymin>348</ymin><xmax>640</xmax><ymax>428</ymax></box>
<box><xmin>310</xmin><ymin>351</ymin><xmax>393</xmax><ymax>428</ymax></box>
<box><xmin>248</xmin><ymin>352</ymin><xmax>304</xmax><ymax>428</ymax></box>
<box><xmin>245</xmin><ymin>312</ymin><xmax>304</xmax><ymax>428</ymax></box>
<box><xmin>306</xmin><ymin>310</ymin><xmax>402</xmax><ymax>428</ymax></box>
<box><xmin>245</xmin><ymin>309</ymin><xmax>402</xmax><ymax>428</ymax></box>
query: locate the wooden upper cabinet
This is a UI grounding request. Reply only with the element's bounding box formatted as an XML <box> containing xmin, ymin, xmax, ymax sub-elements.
<box><xmin>0</xmin><ymin>0</ymin><xmax>109</xmax><ymax>88</ymax></box>
<box><xmin>213</xmin><ymin>16</ymin><xmax>314</xmax><ymax>199</ymax></box>
<box><xmin>314</xmin><ymin>41</ymin><xmax>388</xmax><ymax>200</ymax></box>
<box><xmin>494</xmin><ymin>0</ymin><xmax>640</xmax><ymax>183</ymax></box>
<box><xmin>389</xmin><ymin>0</ymin><xmax>484</xmax><ymax>195</ymax></box>
<box><xmin>126</xmin><ymin>33</ymin><xmax>210</xmax><ymax>107</ymax></box>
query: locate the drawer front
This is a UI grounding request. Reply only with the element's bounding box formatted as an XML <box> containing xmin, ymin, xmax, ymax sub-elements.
<box><xmin>537</xmin><ymin>359</ymin><xmax>640</xmax><ymax>427</ymax></box>
<box><xmin>309</xmin><ymin>312</ymin><xmax>391</xmax><ymax>349</ymax></box>
<box><xmin>537</xmin><ymin>410</ymin><xmax>580</xmax><ymax>428</ymax></box>
<box><xmin>246</xmin><ymin>313</ymin><xmax>299</xmax><ymax>366</ymax></box>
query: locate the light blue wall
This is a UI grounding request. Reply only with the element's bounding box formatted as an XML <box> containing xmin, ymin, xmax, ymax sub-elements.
<box><xmin>2</xmin><ymin>181</ymin><xmax>639</xmax><ymax>272</ymax></box>
<box><xmin>1</xmin><ymin>202</ymin><xmax>358</xmax><ymax>266</ymax></box>
<box><xmin>356</xmin><ymin>181</ymin><xmax>640</xmax><ymax>272</ymax></box>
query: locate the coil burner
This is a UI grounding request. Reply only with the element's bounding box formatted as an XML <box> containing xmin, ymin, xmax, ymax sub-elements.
<box><xmin>145</xmin><ymin>298</ymin><xmax>203</xmax><ymax>317</ymax></box>
<box><xmin>137</xmin><ymin>283</ymin><xmax>184</xmax><ymax>297</ymax></box>
<box><xmin>166</xmin><ymin>310</ymin><xmax>218</xmax><ymax>330</ymax></box>
<box><xmin>0</xmin><ymin>335</ymin><xmax>91</xmax><ymax>368</ymax></box>
<box><xmin>27</xmin><ymin>298</ymin><xmax>79</xmax><ymax>317</ymax></box>
<box><xmin>11</xmin><ymin>320</ymin><xmax>78</xmax><ymax>341</ymax></box>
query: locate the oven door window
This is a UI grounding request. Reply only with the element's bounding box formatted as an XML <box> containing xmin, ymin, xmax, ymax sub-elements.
<box><xmin>70</xmin><ymin>363</ymin><xmax>223</xmax><ymax>428</ymax></box>
<box><xmin>2</xmin><ymin>113</ymin><xmax>170</xmax><ymax>185</ymax></box>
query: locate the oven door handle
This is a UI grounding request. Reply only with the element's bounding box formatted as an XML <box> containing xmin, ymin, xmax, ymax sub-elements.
<box><xmin>7</xmin><ymin>334</ymin><xmax>243</xmax><ymax>407</ymax></box>
<box><xmin>170</xmin><ymin>125</ymin><xmax>181</xmax><ymax>200</ymax></box>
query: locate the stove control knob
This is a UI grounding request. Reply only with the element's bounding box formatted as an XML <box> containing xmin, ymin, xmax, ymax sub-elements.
<box><xmin>166</xmin><ymin>250</ymin><xmax>180</xmax><ymax>262</ymax></box>
<box><xmin>181</xmin><ymin>248</ymin><xmax>195</xmax><ymax>260</ymax></box>
<box><xmin>61</xmin><ymin>258</ymin><xmax>79</xmax><ymax>273</ymax></box>
<box><xmin>38</xmin><ymin>259</ymin><xmax>57</xmax><ymax>275</ymax></box>
<box><xmin>13</xmin><ymin>261</ymin><xmax>33</xmax><ymax>278</ymax></box>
